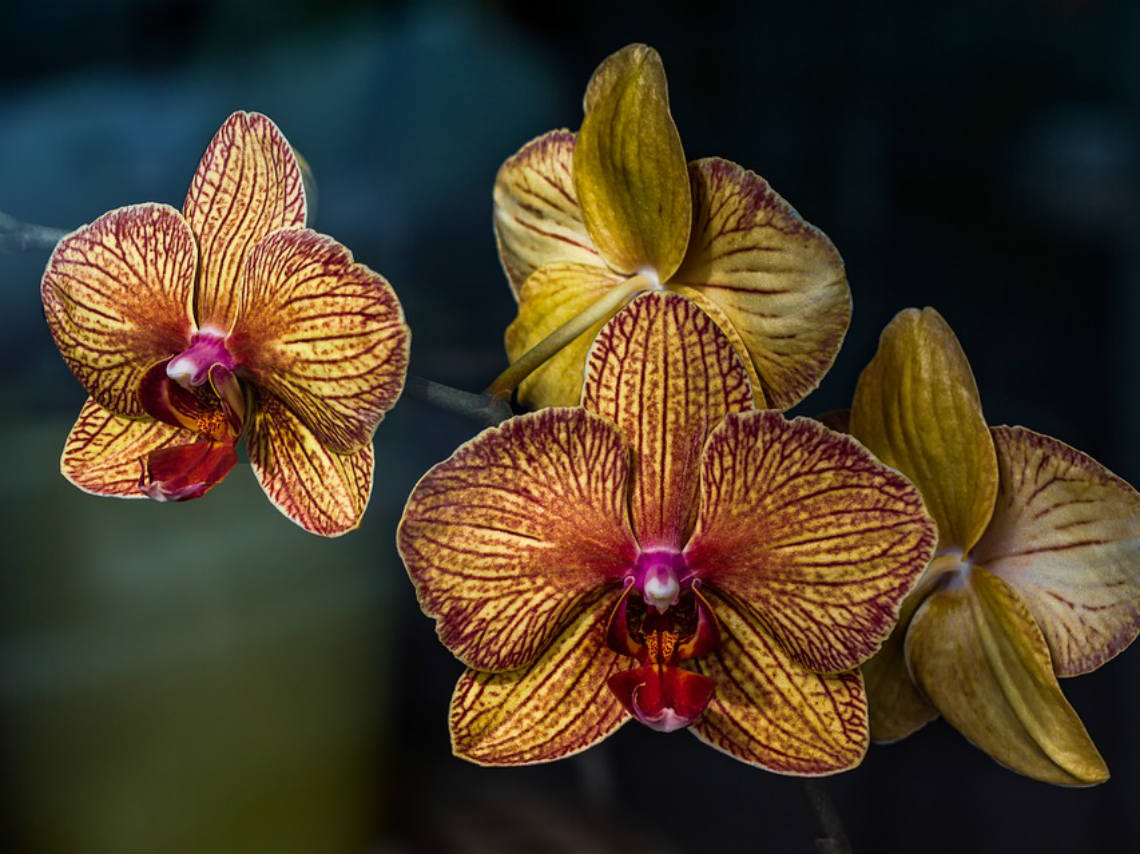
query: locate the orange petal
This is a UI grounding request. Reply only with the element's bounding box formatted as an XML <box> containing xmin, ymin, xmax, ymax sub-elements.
<box><xmin>971</xmin><ymin>427</ymin><xmax>1140</xmax><ymax>677</ymax></box>
<box><xmin>450</xmin><ymin>589</ymin><xmax>629</xmax><ymax>765</ymax></box>
<box><xmin>505</xmin><ymin>262</ymin><xmax>625</xmax><ymax>408</ymax></box>
<box><xmin>690</xmin><ymin>588</ymin><xmax>868</xmax><ymax>774</ymax></box>
<box><xmin>850</xmin><ymin>307</ymin><xmax>998</xmax><ymax>553</ymax></box>
<box><xmin>397</xmin><ymin>408</ymin><xmax>639</xmax><ymax>672</ymax></box>
<box><xmin>247</xmin><ymin>394</ymin><xmax>374</xmax><ymax>537</ymax></box>
<box><xmin>493</xmin><ymin>130</ymin><xmax>605</xmax><ymax>298</ymax></box>
<box><xmin>228</xmin><ymin>227</ymin><xmax>409</xmax><ymax>454</ymax></box>
<box><xmin>183</xmin><ymin>111</ymin><xmax>306</xmax><ymax>330</ymax></box>
<box><xmin>685</xmin><ymin>411</ymin><xmax>936</xmax><ymax>674</ymax></box>
<box><xmin>61</xmin><ymin>397</ymin><xmax>194</xmax><ymax>498</ymax></box>
<box><xmin>41</xmin><ymin>204</ymin><xmax>197</xmax><ymax>418</ymax></box>
<box><xmin>573</xmin><ymin>44</ymin><xmax>691</xmax><ymax>281</ymax></box>
<box><xmin>671</xmin><ymin>159</ymin><xmax>851</xmax><ymax>411</ymax></box>
<box><xmin>905</xmin><ymin>566</ymin><xmax>1109</xmax><ymax>785</ymax></box>
<box><xmin>582</xmin><ymin>291</ymin><xmax>753</xmax><ymax>549</ymax></box>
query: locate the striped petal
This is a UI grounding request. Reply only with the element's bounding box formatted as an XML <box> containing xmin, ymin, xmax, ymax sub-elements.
<box><xmin>450</xmin><ymin>589</ymin><xmax>629</xmax><ymax>765</ymax></box>
<box><xmin>228</xmin><ymin>227</ymin><xmax>409</xmax><ymax>454</ymax></box>
<box><xmin>61</xmin><ymin>397</ymin><xmax>193</xmax><ymax>498</ymax></box>
<box><xmin>971</xmin><ymin>427</ymin><xmax>1140</xmax><ymax>676</ymax></box>
<box><xmin>505</xmin><ymin>263</ymin><xmax>624</xmax><ymax>408</ymax></box>
<box><xmin>41</xmin><ymin>203</ymin><xmax>196</xmax><ymax>418</ymax></box>
<box><xmin>397</xmin><ymin>408</ymin><xmax>638</xmax><ymax>672</ymax></box>
<box><xmin>247</xmin><ymin>394</ymin><xmax>374</xmax><ymax>537</ymax></box>
<box><xmin>671</xmin><ymin>159</ymin><xmax>851</xmax><ymax>411</ymax></box>
<box><xmin>573</xmin><ymin>44</ymin><xmax>691</xmax><ymax>281</ymax></box>
<box><xmin>493</xmin><ymin>130</ymin><xmax>604</xmax><ymax>298</ymax></box>
<box><xmin>905</xmin><ymin>566</ymin><xmax>1109</xmax><ymax>786</ymax></box>
<box><xmin>582</xmin><ymin>291</ymin><xmax>753</xmax><ymax>549</ymax></box>
<box><xmin>690</xmin><ymin>588</ymin><xmax>868</xmax><ymax>775</ymax></box>
<box><xmin>850</xmin><ymin>307</ymin><xmax>998</xmax><ymax>553</ymax></box>
<box><xmin>684</xmin><ymin>411</ymin><xmax>936</xmax><ymax>674</ymax></box>
<box><xmin>183</xmin><ymin>111</ymin><xmax>306</xmax><ymax>330</ymax></box>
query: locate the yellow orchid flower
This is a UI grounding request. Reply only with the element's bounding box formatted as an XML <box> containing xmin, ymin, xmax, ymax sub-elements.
<box><xmin>490</xmin><ymin>43</ymin><xmax>851</xmax><ymax>410</ymax></box>
<box><xmin>849</xmin><ymin>307</ymin><xmax>1139</xmax><ymax>785</ymax></box>
<box><xmin>41</xmin><ymin>111</ymin><xmax>410</xmax><ymax>536</ymax></box>
<box><xmin>399</xmin><ymin>292</ymin><xmax>934</xmax><ymax>770</ymax></box>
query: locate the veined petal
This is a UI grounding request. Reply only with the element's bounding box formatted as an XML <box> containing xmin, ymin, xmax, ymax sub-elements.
<box><xmin>61</xmin><ymin>397</ymin><xmax>194</xmax><ymax>498</ymax></box>
<box><xmin>41</xmin><ymin>204</ymin><xmax>196</xmax><ymax>418</ymax></box>
<box><xmin>850</xmin><ymin>307</ymin><xmax>998</xmax><ymax>553</ymax></box>
<box><xmin>493</xmin><ymin>130</ymin><xmax>604</xmax><ymax>298</ymax></box>
<box><xmin>398</xmin><ymin>408</ymin><xmax>638</xmax><ymax>672</ymax></box>
<box><xmin>905</xmin><ymin>566</ymin><xmax>1109</xmax><ymax>786</ymax></box>
<box><xmin>691</xmin><ymin>588</ymin><xmax>868</xmax><ymax>775</ymax></box>
<box><xmin>671</xmin><ymin>159</ymin><xmax>851</xmax><ymax>411</ymax></box>
<box><xmin>505</xmin><ymin>263</ymin><xmax>624</xmax><ymax>408</ymax></box>
<box><xmin>573</xmin><ymin>44</ymin><xmax>691</xmax><ymax>281</ymax></box>
<box><xmin>184</xmin><ymin>111</ymin><xmax>306</xmax><ymax>330</ymax></box>
<box><xmin>685</xmin><ymin>412</ymin><xmax>935</xmax><ymax>674</ymax></box>
<box><xmin>583</xmin><ymin>292</ymin><xmax>753</xmax><ymax>549</ymax></box>
<box><xmin>247</xmin><ymin>394</ymin><xmax>374</xmax><ymax>537</ymax></box>
<box><xmin>971</xmin><ymin>427</ymin><xmax>1140</xmax><ymax>676</ymax></box>
<box><xmin>229</xmin><ymin>228</ymin><xmax>409</xmax><ymax>454</ymax></box>
<box><xmin>450</xmin><ymin>589</ymin><xmax>629</xmax><ymax>766</ymax></box>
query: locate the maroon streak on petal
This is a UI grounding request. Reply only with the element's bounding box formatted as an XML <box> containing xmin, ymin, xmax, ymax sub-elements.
<box><xmin>141</xmin><ymin>440</ymin><xmax>238</xmax><ymax>502</ymax></box>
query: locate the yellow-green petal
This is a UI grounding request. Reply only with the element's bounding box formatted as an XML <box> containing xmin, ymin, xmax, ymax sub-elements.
<box><xmin>850</xmin><ymin>307</ymin><xmax>998</xmax><ymax>553</ymax></box>
<box><xmin>573</xmin><ymin>43</ymin><xmax>691</xmax><ymax>281</ymax></box>
<box><xmin>905</xmin><ymin>566</ymin><xmax>1109</xmax><ymax>786</ymax></box>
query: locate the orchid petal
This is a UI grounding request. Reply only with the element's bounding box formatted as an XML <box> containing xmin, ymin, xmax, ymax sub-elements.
<box><xmin>247</xmin><ymin>394</ymin><xmax>374</xmax><ymax>537</ymax></box>
<box><xmin>671</xmin><ymin>159</ymin><xmax>851</xmax><ymax>411</ymax></box>
<box><xmin>685</xmin><ymin>411</ymin><xmax>935</xmax><ymax>674</ymax></box>
<box><xmin>583</xmin><ymin>291</ymin><xmax>753</xmax><ymax>549</ymax></box>
<box><xmin>691</xmin><ymin>588</ymin><xmax>868</xmax><ymax>775</ymax></box>
<box><xmin>183</xmin><ymin>111</ymin><xmax>306</xmax><ymax>330</ymax></box>
<box><xmin>450</xmin><ymin>589</ymin><xmax>629</xmax><ymax>765</ymax></box>
<box><xmin>505</xmin><ymin>262</ymin><xmax>625</xmax><ymax>408</ymax></box>
<box><xmin>398</xmin><ymin>408</ymin><xmax>638</xmax><ymax>672</ymax></box>
<box><xmin>41</xmin><ymin>204</ymin><xmax>196</xmax><ymax>418</ymax></box>
<box><xmin>850</xmin><ymin>307</ymin><xmax>998</xmax><ymax>553</ymax></box>
<box><xmin>493</xmin><ymin>130</ymin><xmax>604</xmax><ymax>298</ymax></box>
<box><xmin>228</xmin><ymin>227</ymin><xmax>409</xmax><ymax>454</ymax></box>
<box><xmin>862</xmin><ymin>622</ymin><xmax>939</xmax><ymax>742</ymax></box>
<box><xmin>905</xmin><ymin>566</ymin><xmax>1109</xmax><ymax>785</ymax></box>
<box><xmin>573</xmin><ymin>44</ymin><xmax>691</xmax><ymax>281</ymax></box>
<box><xmin>971</xmin><ymin>427</ymin><xmax>1140</xmax><ymax>676</ymax></box>
<box><xmin>61</xmin><ymin>397</ymin><xmax>193</xmax><ymax>498</ymax></box>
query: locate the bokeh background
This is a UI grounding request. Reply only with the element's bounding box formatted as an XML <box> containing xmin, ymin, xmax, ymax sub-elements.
<box><xmin>1</xmin><ymin>1</ymin><xmax>1137</xmax><ymax>851</ymax></box>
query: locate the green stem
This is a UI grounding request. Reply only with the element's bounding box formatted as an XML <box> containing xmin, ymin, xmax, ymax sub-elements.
<box><xmin>405</xmin><ymin>376</ymin><xmax>513</xmax><ymax>427</ymax></box>
<box><xmin>802</xmin><ymin>779</ymin><xmax>852</xmax><ymax>854</ymax></box>
<box><xmin>0</xmin><ymin>210</ymin><xmax>67</xmax><ymax>253</ymax></box>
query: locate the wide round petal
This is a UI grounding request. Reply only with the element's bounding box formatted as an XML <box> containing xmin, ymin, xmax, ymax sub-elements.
<box><xmin>228</xmin><ymin>228</ymin><xmax>410</xmax><ymax>455</ymax></box>
<box><xmin>850</xmin><ymin>307</ymin><xmax>998</xmax><ymax>553</ymax></box>
<box><xmin>971</xmin><ymin>427</ymin><xmax>1140</xmax><ymax>676</ymax></box>
<box><xmin>450</xmin><ymin>589</ymin><xmax>629</xmax><ymax>765</ymax></box>
<box><xmin>505</xmin><ymin>263</ymin><xmax>624</xmax><ymax>408</ymax></box>
<box><xmin>684</xmin><ymin>412</ymin><xmax>936</xmax><ymax>674</ymax></box>
<box><xmin>61</xmin><ymin>397</ymin><xmax>194</xmax><ymax>498</ymax></box>
<box><xmin>905</xmin><ymin>566</ymin><xmax>1109</xmax><ymax>786</ymax></box>
<box><xmin>582</xmin><ymin>291</ymin><xmax>753</xmax><ymax>549</ymax></box>
<box><xmin>690</xmin><ymin>589</ymin><xmax>868</xmax><ymax>775</ymax></box>
<box><xmin>573</xmin><ymin>44</ymin><xmax>691</xmax><ymax>281</ymax></box>
<box><xmin>41</xmin><ymin>203</ymin><xmax>197</xmax><ymax>418</ymax></box>
<box><xmin>397</xmin><ymin>408</ymin><xmax>639</xmax><ymax>672</ymax></box>
<box><xmin>671</xmin><ymin>159</ymin><xmax>851</xmax><ymax>411</ymax></box>
<box><xmin>247</xmin><ymin>394</ymin><xmax>374</xmax><ymax>537</ymax></box>
<box><xmin>493</xmin><ymin>130</ymin><xmax>605</xmax><ymax>298</ymax></box>
<box><xmin>183</xmin><ymin>111</ymin><xmax>306</xmax><ymax>330</ymax></box>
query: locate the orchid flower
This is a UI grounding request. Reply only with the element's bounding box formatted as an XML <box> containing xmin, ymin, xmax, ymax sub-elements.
<box><xmin>399</xmin><ymin>291</ymin><xmax>935</xmax><ymax>770</ymax></box>
<box><xmin>489</xmin><ymin>43</ymin><xmax>850</xmax><ymax>410</ymax></box>
<box><xmin>41</xmin><ymin>111</ymin><xmax>409</xmax><ymax>536</ymax></box>
<box><xmin>848</xmin><ymin>307</ymin><xmax>1139</xmax><ymax>785</ymax></box>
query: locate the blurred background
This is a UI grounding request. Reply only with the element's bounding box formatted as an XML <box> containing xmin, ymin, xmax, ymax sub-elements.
<box><xmin>1</xmin><ymin>0</ymin><xmax>1137</xmax><ymax>851</ymax></box>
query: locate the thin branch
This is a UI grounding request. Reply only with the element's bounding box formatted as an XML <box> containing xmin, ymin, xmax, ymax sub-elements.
<box><xmin>802</xmin><ymin>779</ymin><xmax>852</xmax><ymax>854</ymax></box>
<box><xmin>405</xmin><ymin>375</ymin><xmax>513</xmax><ymax>427</ymax></box>
<box><xmin>0</xmin><ymin>210</ymin><xmax>67</xmax><ymax>253</ymax></box>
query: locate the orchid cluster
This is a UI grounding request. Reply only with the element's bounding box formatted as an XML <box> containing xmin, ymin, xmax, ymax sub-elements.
<box><xmin>39</xmin><ymin>45</ymin><xmax>1137</xmax><ymax>784</ymax></box>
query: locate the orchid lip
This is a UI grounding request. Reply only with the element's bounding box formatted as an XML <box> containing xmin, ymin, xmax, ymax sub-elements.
<box><xmin>166</xmin><ymin>329</ymin><xmax>237</xmax><ymax>389</ymax></box>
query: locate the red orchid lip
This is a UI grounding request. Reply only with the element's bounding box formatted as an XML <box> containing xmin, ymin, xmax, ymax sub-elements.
<box><xmin>607</xmin><ymin>663</ymin><xmax>715</xmax><ymax>733</ymax></box>
<box><xmin>141</xmin><ymin>440</ymin><xmax>238</xmax><ymax>502</ymax></box>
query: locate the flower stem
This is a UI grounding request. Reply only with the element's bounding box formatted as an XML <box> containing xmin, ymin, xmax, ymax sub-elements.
<box><xmin>484</xmin><ymin>272</ymin><xmax>654</xmax><ymax>401</ymax></box>
<box><xmin>802</xmin><ymin>779</ymin><xmax>852</xmax><ymax>854</ymax></box>
<box><xmin>0</xmin><ymin>210</ymin><xmax>67</xmax><ymax>253</ymax></box>
<box><xmin>405</xmin><ymin>375</ymin><xmax>513</xmax><ymax>426</ymax></box>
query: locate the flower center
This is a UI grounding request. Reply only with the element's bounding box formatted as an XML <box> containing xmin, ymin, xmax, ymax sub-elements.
<box><xmin>166</xmin><ymin>328</ymin><xmax>236</xmax><ymax>389</ymax></box>
<box><xmin>631</xmin><ymin>549</ymin><xmax>690</xmax><ymax>613</ymax></box>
